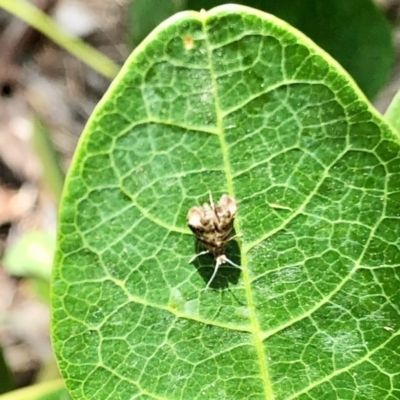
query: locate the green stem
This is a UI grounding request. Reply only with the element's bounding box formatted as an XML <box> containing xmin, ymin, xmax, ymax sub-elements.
<box><xmin>0</xmin><ymin>0</ymin><xmax>120</xmax><ymax>79</ymax></box>
<box><xmin>31</xmin><ymin>116</ymin><xmax>65</xmax><ymax>202</ymax></box>
<box><xmin>0</xmin><ymin>379</ymin><xmax>66</xmax><ymax>400</ymax></box>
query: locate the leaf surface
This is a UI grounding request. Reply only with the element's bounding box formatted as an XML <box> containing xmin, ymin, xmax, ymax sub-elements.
<box><xmin>128</xmin><ymin>0</ymin><xmax>394</xmax><ymax>99</ymax></box>
<box><xmin>251</xmin><ymin>0</ymin><xmax>394</xmax><ymax>99</ymax></box>
<box><xmin>52</xmin><ymin>5</ymin><xmax>400</xmax><ymax>400</ymax></box>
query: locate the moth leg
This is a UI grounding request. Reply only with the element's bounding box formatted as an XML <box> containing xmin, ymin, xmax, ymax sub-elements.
<box><xmin>188</xmin><ymin>250</ymin><xmax>209</xmax><ymax>264</ymax></box>
<box><xmin>204</xmin><ymin>258</ymin><xmax>222</xmax><ymax>291</ymax></box>
<box><xmin>204</xmin><ymin>255</ymin><xmax>242</xmax><ymax>290</ymax></box>
<box><xmin>222</xmin><ymin>255</ymin><xmax>243</xmax><ymax>270</ymax></box>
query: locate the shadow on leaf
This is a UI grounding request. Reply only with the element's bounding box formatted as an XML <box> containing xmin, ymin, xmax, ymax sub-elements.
<box><xmin>190</xmin><ymin>235</ymin><xmax>241</xmax><ymax>290</ymax></box>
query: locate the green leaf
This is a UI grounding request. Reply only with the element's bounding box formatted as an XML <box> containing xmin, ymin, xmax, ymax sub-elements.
<box><xmin>52</xmin><ymin>4</ymin><xmax>400</xmax><ymax>399</ymax></box>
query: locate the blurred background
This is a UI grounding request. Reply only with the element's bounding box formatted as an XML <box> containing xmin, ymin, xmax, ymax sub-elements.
<box><xmin>0</xmin><ymin>0</ymin><xmax>399</xmax><ymax>395</ymax></box>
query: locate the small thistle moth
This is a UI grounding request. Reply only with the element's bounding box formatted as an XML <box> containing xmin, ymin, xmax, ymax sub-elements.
<box><xmin>187</xmin><ymin>193</ymin><xmax>241</xmax><ymax>289</ymax></box>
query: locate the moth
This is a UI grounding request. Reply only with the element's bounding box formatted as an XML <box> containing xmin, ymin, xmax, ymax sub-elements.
<box><xmin>187</xmin><ymin>193</ymin><xmax>241</xmax><ymax>289</ymax></box>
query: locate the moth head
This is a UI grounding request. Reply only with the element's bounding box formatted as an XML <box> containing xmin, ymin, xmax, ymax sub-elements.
<box><xmin>201</xmin><ymin>202</ymin><xmax>214</xmax><ymax>221</ymax></box>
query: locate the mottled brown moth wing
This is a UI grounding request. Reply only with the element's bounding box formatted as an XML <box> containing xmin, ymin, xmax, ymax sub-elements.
<box><xmin>187</xmin><ymin>193</ymin><xmax>241</xmax><ymax>289</ymax></box>
<box><xmin>214</xmin><ymin>194</ymin><xmax>237</xmax><ymax>239</ymax></box>
<box><xmin>187</xmin><ymin>205</ymin><xmax>216</xmax><ymax>252</ymax></box>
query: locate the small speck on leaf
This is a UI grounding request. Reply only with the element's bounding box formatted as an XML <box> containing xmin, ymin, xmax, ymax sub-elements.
<box><xmin>184</xmin><ymin>35</ymin><xmax>194</xmax><ymax>50</ymax></box>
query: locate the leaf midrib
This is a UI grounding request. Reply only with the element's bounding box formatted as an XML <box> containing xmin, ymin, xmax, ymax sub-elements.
<box><xmin>200</xmin><ymin>10</ymin><xmax>274</xmax><ymax>400</ymax></box>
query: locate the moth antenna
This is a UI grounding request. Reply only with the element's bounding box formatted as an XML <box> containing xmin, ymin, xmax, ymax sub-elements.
<box><xmin>188</xmin><ymin>250</ymin><xmax>209</xmax><ymax>264</ymax></box>
<box><xmin>227</xmin><ymin>233</ymin><xmax>243</xmax><ymax>242</ymax></box>
<box><xmin>208</xmin><ymin>191</ymin><xmax>215</xmax><ymax>209</ymax></box>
